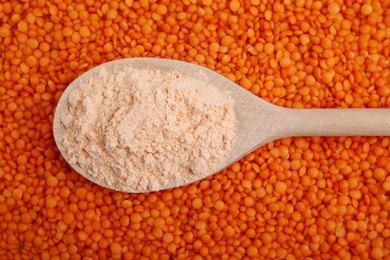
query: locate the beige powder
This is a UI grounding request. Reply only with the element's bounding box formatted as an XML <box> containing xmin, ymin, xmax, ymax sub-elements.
<box><xmin>60</xmin><ymin>65</ymin><xmax>236</xmax><ymax>191</ymax></box>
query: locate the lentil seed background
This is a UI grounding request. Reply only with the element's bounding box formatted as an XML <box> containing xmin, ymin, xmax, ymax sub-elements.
<box><xmin>0</xmin><ymin>0</ymin><xmax>389</xmax><ymax>259</ymax></box>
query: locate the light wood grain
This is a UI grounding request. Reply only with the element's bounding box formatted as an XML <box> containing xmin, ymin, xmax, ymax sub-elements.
<box><xmin>53</xmin><ymin>58</ymin><xmax>390</xmax><ymax>193</ymax></box>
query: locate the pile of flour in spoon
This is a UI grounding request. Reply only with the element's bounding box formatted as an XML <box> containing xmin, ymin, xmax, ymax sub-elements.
<box><xmin>60</xmin><ymin>65</ymin><xmax>236</xmax><ymax>191</ymax></box>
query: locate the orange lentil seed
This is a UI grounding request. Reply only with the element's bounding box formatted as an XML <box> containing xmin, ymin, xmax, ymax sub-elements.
<box><xmin>0</xmin><ymin>0</ymin><xmax>388</xmax><ymax>259</ymax></box>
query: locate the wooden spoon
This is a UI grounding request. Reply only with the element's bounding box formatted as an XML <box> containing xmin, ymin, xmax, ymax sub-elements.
<box><xmin>53</xmin><ymin>58</ymin><xmax>390</xmax><ymax>192</ymax></box>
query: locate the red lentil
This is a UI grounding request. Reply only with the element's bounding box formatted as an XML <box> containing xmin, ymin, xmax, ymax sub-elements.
<box><xmin>0</xmin><ymin>0</ymin><xmax>389</xmax><ymax>259</ymax></box>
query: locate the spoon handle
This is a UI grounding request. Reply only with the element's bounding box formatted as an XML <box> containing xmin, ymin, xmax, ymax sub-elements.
<box><xmin>280</xmin><ymin>108</ymin><xmax>390</xmax><ymax>137</ymax></box>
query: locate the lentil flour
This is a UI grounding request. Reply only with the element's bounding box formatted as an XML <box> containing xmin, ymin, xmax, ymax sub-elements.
<box><xmin>60</xmin><ymin>65</ymin><xmax>236</xmax><ymax>191</ymax></box>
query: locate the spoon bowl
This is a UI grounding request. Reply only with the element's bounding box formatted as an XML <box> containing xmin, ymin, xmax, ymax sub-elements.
<box><xmin>53</xmin><ymin>58</ymin><xmax>390</xmax><ymax>193</ymax></box>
